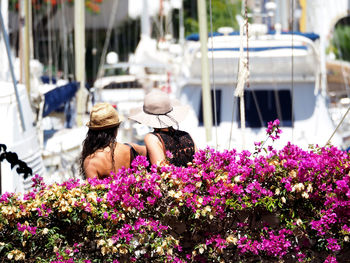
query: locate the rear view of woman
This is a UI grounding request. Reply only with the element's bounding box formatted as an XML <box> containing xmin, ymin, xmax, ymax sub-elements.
<box><xmin>80</xmin><ymin>102</ymin><xmax>145</xmax><ymax>179</ymax></box>
<box><xmin>129</xmin><ymin>89</ymin><xmax>196</xmax><ymax>167</ymax></box>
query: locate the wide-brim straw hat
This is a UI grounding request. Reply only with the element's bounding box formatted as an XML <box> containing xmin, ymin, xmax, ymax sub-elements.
<box><xmin>86</xmin><ymin>102</ymin><xmax>122</xmax><ymax>130</ymax></box>
<box><xmin>129</xmin><ymin>89</ymin><xmax>189</xmax><ymax>129</ymax></box>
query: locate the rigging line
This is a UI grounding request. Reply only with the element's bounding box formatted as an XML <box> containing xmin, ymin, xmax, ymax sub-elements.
<box><xmin>228</xmin><ymin>94</ymin><xmax>238</xmax><ymax>149</ymax></box>
<box><xmin>33</xmin><ymin>4</ymin><xmax>39</xmax><ymax>60</ymax></box>
<box><xmin>274</xmin><ymin>89</ymin><xmax>284</xmax><ymax>127</ymax></box>
<box><xmin>92</xmin><ymin>16</ymin><xmax>97</xmax><ymax>82</ymax></box>
<box><xmin>291</xmin><ymin>0</ymin><xmax>295</xmax><ymax>143</ymax></box>
<box><xmin>326</xmin><ymin>104</ymin><xmax>350</xmax><ymax>146</ymax></box>
<box><xmin>160</xmin><ymin>0</ymin><xmax>164</xmax><ymax>39</ymax></box>
<box><xmin>245</xmin><ymin>0</ymin><xmax>249</xmax><ymax>91</ymax></box>
<box><xmin>251</xmin><ymin>90</ymin><xmax>265</xmax><ymax>127</ymax></box>
<box><xmin>209</xmin><ymin>0</ymin><xmax>218</xmax><ymax>149</ymax></box>
<box><xmin>96</xmin><ymin>0</ymin><xmax>119</xmax><ymax>80</ymax></box>
<box><xmin>61</xmin><ymin>0</ymin><xmax>69</xmax><ymax>79</ymax></box>
<box><xmin>224</xmin><ymin>0</ymin><xmax>235</xmax><ymax>24</ymax></box>
<box><xmin>54</xmin><ymin>22</ymin><xmax>59</xmax><ymax>79</ymax></box>
<box><xmin>226</xmin><ymin>0</ymin><xmax>240</xmax><ymax>150</ymax></box>
<box><xmin>240</xmin><ymin>0</ymin><xmax>250</xmax><ymax>149</ymax></box>
<box><xmin>47</xmin><ymin>1</ymin><xmax>52</xmax><ymax>83</ymax></box>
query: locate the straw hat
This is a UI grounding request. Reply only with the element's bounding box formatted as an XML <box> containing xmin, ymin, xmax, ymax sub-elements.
<box><xmin>129</xmin><ymin>89</ymin><xmax>189</xmax><ymax>129</ymax></box>
<box><xmin>86</xmin><ymin>102</ymin><xmax>122</xmax><ymax>130</ymax></box>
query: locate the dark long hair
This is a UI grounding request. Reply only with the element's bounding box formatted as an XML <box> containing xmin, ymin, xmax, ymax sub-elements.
<box><xmin>80</xmin><ymin>125</ymin><xmax>119</xmax><ymax>177</ymax></box>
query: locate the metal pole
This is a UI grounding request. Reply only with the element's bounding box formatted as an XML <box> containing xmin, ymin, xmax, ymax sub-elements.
<box><xmin>141</xmin><ymin>0</ymin><xmax>151</xmax><ymax>39</ymax></box>
<box><xmin>74</xmin><ymin>0</ymin><xmax>85</xmax><ymax>126</ymax></box>
<box><xmin>0</xmin><ymin>9</ymin><xmax>26</xmax><ymax>131</ymax></box>
<box><xmin>24</xmin><ymin>0</ymin><xmax>31</xmax><ymax>94</ymax></box>
<box><xmin>197</xmin><ymin>0</ymin><xmax>212</xmax><ymax>142</ymax></box>
<box><xmin>96</xmin><ymin>0</ymin><xmax>119</xmax><ymax>80</ymax></box>
<box><xmin>179</xmin><ymin>1</ymin><xmax>185</xmax><ymax>46</ymax></box>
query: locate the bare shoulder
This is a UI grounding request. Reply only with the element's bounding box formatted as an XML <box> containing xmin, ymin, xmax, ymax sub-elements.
<box><xmin>144</xmin><ymin>133</ymin><xmax>161</xmax><ymax>145</ymax></box>
<box><xmin>116</xmin><ymin>142</ymin><xmax>133</xmax><ymax>153</ymax></box>
<box><xmin>83</xmin><ymin>155</ymin><xmax>100</xmax><ymax>179</ymax></box>
<box><xmin>128</xmin><ymin>142</ymin><xmax>147</xmax><ymax>156</ymax></box>
<box><xmin>114</xmin><ymin>143</ymin><xmax>132</xmax><ymax>162</ymax></box>
<box><xmin>144</xmin><ymin>133</ymin><xmax>164</xmax><ymax>165</ymax></box>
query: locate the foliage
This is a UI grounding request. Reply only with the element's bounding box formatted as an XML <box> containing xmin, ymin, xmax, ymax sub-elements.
<box><xmin>1</xmin><ymin>120</ymin><xmax>350</xmax><ymax>262</ymax></box>
<box><xmin>9</xmin><ymin>0</ymin><xmax>104</xmax><ymax>14</ymax></box>
<box><xmin>329</xmin><ymin>25</ymin><xmax>350</xmax><ymax>61</ymax></box>
<box><xmin>183</xmin><ymin>0</ymin><xmax>241</xmax><ymax>36</ymax></box>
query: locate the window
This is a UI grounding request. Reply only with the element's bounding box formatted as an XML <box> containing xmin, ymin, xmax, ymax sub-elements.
<box><xmin>238</xmin><ymin>90</ymin><xmax>292</xmax><ymax>127</ymax></box>
<box><xmin>199</xmin><ymin>90</ymin><xmax>222</xmax><ymax>126</ymax></box>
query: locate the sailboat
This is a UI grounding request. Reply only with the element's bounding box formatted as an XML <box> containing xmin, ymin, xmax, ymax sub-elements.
<box><xmin>173</xmin><ymin>2</ymin><xmax>345</xmax><ymax>152</ymax></box>
<box><xmin>0</xmin><ymin>1</ymin><xmax>45</xmax><ymax>194</ymax></box>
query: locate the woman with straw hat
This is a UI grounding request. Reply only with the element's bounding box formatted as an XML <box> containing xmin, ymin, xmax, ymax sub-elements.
<box><xmin>80</xmin><ymin>102</ymin><xmax>146</xmax><ymax>179</ymax></box>
<box><xmin>129</xmin><ymin>89</ymin><xmax>196</xmax><ymax>167</ymax></box>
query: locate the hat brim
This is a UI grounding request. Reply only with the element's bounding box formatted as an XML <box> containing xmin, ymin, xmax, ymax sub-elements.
<box><xmin>86</xmin><ymin>121</ymin><xmax>122</xmax><ymax>130</ymax></box>
<box><xmin>129</xmin><ymin>103</ymin><xmax>189</xmax><ymax>129</ymax></box>
<box><xmin>86</xmin><ymin>115</ymin><xmax>124</xmax><ymax>130</ymax></box>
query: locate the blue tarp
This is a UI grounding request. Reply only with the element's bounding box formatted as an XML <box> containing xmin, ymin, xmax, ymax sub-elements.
<box><xmin>41</xmin><ymin>76</ymin><xmax>57</xmax><ymax>84</ymax></box>
<box><xmin>186</xmin><ymin>31</ymin><xmax>320</xmax><ymax>41</ymax></box>
<box><xmin>43</xmin><ymin>82</ymin><xmax>79</xmax><ymax>117</ymax></box>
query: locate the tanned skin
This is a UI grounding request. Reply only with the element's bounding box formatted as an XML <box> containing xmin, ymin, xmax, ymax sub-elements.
<box><xmin>84</xmin><ymin>143</ymin><xmax>146</xmax><ymax>179</ymax></box>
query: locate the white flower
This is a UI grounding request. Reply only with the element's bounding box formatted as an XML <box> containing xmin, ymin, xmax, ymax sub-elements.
<box><xmin>296</xmin><ymin>219</ymin><xmax>303</xmax><ymax>226</ymax></box>
<box><xmin>307</xmin><ymin>184</ymin><xmax>313</xmax><ymax>193</ymax></box>
<box><xmin>294</xmin><ymin>183</ymin><xmax>305</xmax><ymax>192</ymax></box>
<box><xmin>234</xmin><ymin>176</ymin><xmax>241</xmax><ymax>183</ymax></box>
<box><xmin>226</xmin><ymin>235</ymin><xmax>238</xmax><ymax>244</ymax></box>
<box><xmin>196</xmin><ymin>181</ymin><xmax>202</xmax><ymax>188</ymax></box>
<box><xmin>301</xmin><ymin>192</ymin><xmax>309</xmax><ymax>199</ymax></box>
<box><xmin>97</xmin><ymin>239</ymin><xmax>106</xmax><ymax>247</ymax></box>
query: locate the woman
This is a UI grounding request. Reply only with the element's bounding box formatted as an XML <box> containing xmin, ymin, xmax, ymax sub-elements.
<box><xmin>129</xmin><ymin>89</ymin><xmax>196</xmax><ymax>167</ymax></box>
<box><xmin>80</xmin><ymin>102</ymin><xmax>146</xmax><ymax>179</ymax></box>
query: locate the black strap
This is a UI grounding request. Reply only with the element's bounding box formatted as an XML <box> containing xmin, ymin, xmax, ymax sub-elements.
<box><xmin>124</xmin><ymin>143</ymin><xmax>138</xmax><ymax>164</ymax></box>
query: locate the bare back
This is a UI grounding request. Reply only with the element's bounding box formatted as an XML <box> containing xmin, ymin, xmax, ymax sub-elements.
<box><xmin>84</xmin><ymin>143</ymin><xmax>132</xmax><ymax>179</ymax></box>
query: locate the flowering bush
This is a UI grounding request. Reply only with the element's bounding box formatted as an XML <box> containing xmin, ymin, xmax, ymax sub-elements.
<box><xmin>0</xmin><ymin>120</ymin><xmax>350</xmax><ymax>262</ymax></box>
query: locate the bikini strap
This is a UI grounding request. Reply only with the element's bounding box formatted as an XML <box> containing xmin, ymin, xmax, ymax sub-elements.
<box><xmin>124</xmin><ymin>143</ymin><xmax>138</xmax><ymax>164</ymax></box>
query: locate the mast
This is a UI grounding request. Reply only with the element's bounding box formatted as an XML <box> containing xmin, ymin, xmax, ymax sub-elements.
<box><xmin>197</xmin><ymin>0</ymin><xmax>213</xmax><ymax>142</ymax></box>
<box><xmin>0</xmin><ymin>5</ymin><xmax>26</xmax><ymax>131</ymax></box>
<box><xmin>141</xmin><ymin>0</ymin><xmax>151</xmax><ymax>39</ymax></box>
<box><xmin>74</xmin><ymin>0</ymin><xmax>86</xmax><ymax>126</ymax></box>
<box><xmin>24</xmin><ymin>0</ymin><xmax>31</xmax><ymax>94</ymax></box>
<box><xmin>179</xmin><ymin>1</ymin><xmax>185</xmax><ymax>46</ymax></box>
